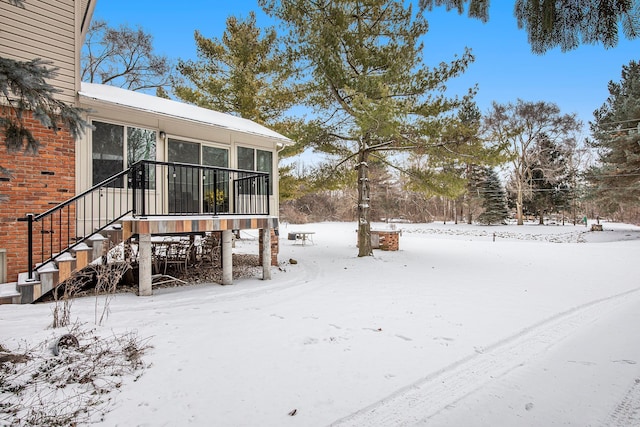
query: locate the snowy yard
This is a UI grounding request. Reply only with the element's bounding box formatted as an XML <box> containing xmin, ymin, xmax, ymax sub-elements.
<box><xmin>2</xmin><ymin>221</ymin><xmax>640</xmax><ymax>426</ymax></box>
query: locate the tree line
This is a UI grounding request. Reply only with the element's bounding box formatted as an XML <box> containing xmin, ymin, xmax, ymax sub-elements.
<box><xmin>3</xmin><ymin>0</ymin><xmax>640</xmax><ymax>257</ymax></box>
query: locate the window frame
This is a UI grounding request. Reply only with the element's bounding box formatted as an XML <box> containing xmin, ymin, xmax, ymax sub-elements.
<box><xmin>236</xmin><ymin>145</ymin><xmax>273</xmax><ymax>195</ymax></box>
<box><xmin>91</xmin><ymin>120</ymin><xmax>157</xmax><ymax>188</ymax></box>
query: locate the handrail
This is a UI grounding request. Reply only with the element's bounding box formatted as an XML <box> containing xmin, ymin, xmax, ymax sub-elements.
<box><xmin>25</xmin><ymin>160</ymin><xmax>272</xmax><ymax>279</ymax></box>
<box><xmin>26</xmin><ymin>165</ymin><xmax>136</xmax><ymax>279</ymax></box>
<box><xmin>33</xmin><ymin>168</ymin><xmax>134</xmax><ymax>221</ymax></box>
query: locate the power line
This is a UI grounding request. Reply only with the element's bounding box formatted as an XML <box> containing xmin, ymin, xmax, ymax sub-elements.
<box><xmin>597</xmin><ymin>118</ymin><xmax>640</xmax><ymax>126</ymax></box>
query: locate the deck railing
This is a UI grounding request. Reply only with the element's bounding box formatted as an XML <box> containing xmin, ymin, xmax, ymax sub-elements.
<box><xmin>24</xmin><ymin>160</ymin><xmax>270</xmax><ymax>279</ymax></box>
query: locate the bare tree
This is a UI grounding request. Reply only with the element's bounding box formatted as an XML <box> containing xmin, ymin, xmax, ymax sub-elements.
<box><xmin>82</xmin><ymin>20</ymin><xmax>173</xmax><ymax>92</ymax></box>
<box><xmin>484</xmin><ymin>100</ymin><xmax>581</xmax><ymax>225</ymax></box>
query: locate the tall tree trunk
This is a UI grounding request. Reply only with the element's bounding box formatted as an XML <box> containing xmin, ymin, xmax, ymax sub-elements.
<box><xmin>454</xmin><ymin>199</ymin><xmax>458</xmax><ymax>224</ymax></box>
<box><xmin>357</xmin><ymin>149</ymin><xmax>372</xmax><ymax>257</ymax></box>
<box><xmin>465</xmin><ymin>163</ymin><xmax>473</xmax><ymax>224</ymax></box>
<box><xmin>443</xmin><ymin>198</ymin><xmax>447</xmax><ymax>224</ymax></box>
<box><xmin>516</xmin><ymin>181</ymin><xmax>524</xmax><ymax>225</ymax></box>
<box><xmin>515</xmin><ymin>165</ymin><xmax>525</xmax><ymax>225</ymax></box>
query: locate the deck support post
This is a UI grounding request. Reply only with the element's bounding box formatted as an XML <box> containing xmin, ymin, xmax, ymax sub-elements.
<box><xmin>138</xmin><ymin>232</ymin><xmax>152</xmax><ymax>296</ymax></box>
<box><xmin>222</xmin><ymin>230</ymin><xmax>233</xmax><ymax>285</ymax></box>
<box><xmin>260</xmin><ymin>228</ymin><xmax>271</xmax><ymax>280</ymax></box>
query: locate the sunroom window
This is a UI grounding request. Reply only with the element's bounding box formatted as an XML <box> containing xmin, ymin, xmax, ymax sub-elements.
<box><xmin>92</xmin><ymin>121</ymin><xmax>156</xmax><ymax>187</ymax></box>
<box><xmin>237</xmin><ymin>146</ymin><xmax>273</xmax><ymax>194</ymax></box>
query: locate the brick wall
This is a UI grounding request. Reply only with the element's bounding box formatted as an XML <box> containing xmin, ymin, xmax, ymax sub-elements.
<box><xmin>258</xmin><ymin>228</ymin><xmax>279</xmax><ymax>266</ymax></box>
<box><xmin>377</xmin><ymin>230</ymin><xmax>400</xmax><ymax>251</ymax></box>
<box><xmin>0</xmin><ymin>110</ymin><xmax>76</xmax><ymax>281</ymax></box>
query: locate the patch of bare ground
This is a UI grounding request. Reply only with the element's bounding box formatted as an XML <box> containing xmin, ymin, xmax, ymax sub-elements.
<box><xmin>173</xmin><ymin>253</ymin><xmax>262</xmax><ymax>285</ymax></box>
<box><xmin>38</xmin><ymin>253</ymin><xmax>264</xmax><ymax>302</ymax></box>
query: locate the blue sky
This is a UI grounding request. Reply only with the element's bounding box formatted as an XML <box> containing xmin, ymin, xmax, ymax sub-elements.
<box><xmin>92</xmin><ymin>1</ymin><xmax>638</xmax><ymax>136</ymax></box>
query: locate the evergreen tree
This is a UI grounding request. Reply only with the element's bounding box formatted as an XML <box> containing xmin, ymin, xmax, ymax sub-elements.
<box><xmin>173</xmin><ymin>11</ymin><xmax>308</xmax><ymax>208</ymax></box>
<box><xmin>419</xmin><ymin>0</ymin><xmax>640</xmax><ymax>53</ymax></box>
<box><xmin>260</xmin><ymin>0</ymin><xmax>474</xmax><ymax>256</ymax></box>
<box><xmin>1</xmin><ymin>0</ymin><xmax>88</xmax><ymax>200</ymax></box>
<box><xmin>458</xmin><ymin>101</ymin><xmax>509</xmax><ymax>223</ymax></box>
<box><xmin>174</xmin><ymin>12</ymin><xmax>297</xmax><ymax>127</ymax></box>
<box><xmin>526</xmin><ymin>134</ymin><xmax>574</xmax><ymax>223</ymax></box>
<box><xmin>465</xmin><ymin>162</ymin><xmax>487</xmax><ymax>223</ymax></box>
<box><xmin>0</xmin><ymin>57</ymin><xmax>87</xmax><ymax>177</ymax></box>
<box><xmin>477</xmin><ymin>167</ymin><xmax>509</xmax><ymax>225</ymax></box>
<box><xmin>587</xmin><ymin>60</ymin><xmax>640</xmax><ymax>214</ymax></box>
<box><xmin>484</xmin><ymin>100</ymin><xmax>581</xmax><ymax>225</ymax></box>
<box><xmin>405</xmin><ymin>100</ymin><xmax>508</xmax><ymax>224</ymax></box>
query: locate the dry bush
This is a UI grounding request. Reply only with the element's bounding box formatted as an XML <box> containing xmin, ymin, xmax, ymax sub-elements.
<box><xmin>51</xmin><ymin>270</ymin><xmax>92</xmax><ymax>329</ymax></box>
<box><xmin>92</xmin><ymin>257</ymin><xmax>130</xmax><ymax>326</ymax></box>
<box><xmin>0</xmin><ymin>326</ymin><xmax>151</xmax><ymax>426</ymax></box>
<box><xmin>50</xmin><ymin>243</ymin><xmax>132</xmax><ymax>329</ymax></box>
<box><xmin>280</xmin><ymin>202</ymin><xmax>310</xmax><ymax>224</ymax></box>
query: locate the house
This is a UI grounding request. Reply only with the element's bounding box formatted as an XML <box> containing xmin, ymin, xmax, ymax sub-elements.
<box><xmin>0</xmin><ymin>1</ymin><xmax>291</xmax><ymax>303</ymax></box>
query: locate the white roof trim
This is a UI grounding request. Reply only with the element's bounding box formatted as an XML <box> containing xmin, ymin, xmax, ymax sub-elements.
<box><xmin>79</xmin><ymin>82</ymin><xmax>294</xmax><ymax>145</ymax></box>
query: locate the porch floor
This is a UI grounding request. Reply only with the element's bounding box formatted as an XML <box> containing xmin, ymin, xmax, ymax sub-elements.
<box><xmin>121</xmin><ymin>215</ymin><xmax>279</xmax><ymax>241</ymax></box>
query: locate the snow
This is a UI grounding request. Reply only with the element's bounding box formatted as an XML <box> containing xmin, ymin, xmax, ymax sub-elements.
<box><xmin>79</xmin><ymin>82</ymin><xmax>293</xmax><ymax>145</ymax></box>
<box><xmin>2</xmin><ymin>221</ymin><xmax>640</xmax><ymax>426</ymax></box>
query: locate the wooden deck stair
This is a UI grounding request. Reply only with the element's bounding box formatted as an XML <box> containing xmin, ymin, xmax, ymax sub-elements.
<box><xmin>1</xmin><ymin>225</ymin><xmax>122</xmax><ymax>305</ymax></box>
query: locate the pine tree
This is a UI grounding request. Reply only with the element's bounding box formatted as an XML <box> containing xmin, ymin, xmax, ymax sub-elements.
<box><xmin>404</xmin><ymin>100</ymin><xmax>508</xmax><ymax>224</ymax></box>
<box><xmin>174</xmin><ymin>12</ymin><xmax>297</xmax><ymax>127</ymax></box>
<box><xmin>1</xmin><ymin>0</ymin><xmax>88</xmax><ymax>201</ymax></box>
<box><xmin>260</xmin><ymin>0</ymin><xmax>474</xmax><ymax>256</ymax></box>
<box><xmin>419</xmin><ymin>0</ymin><xmax>640</xmax><ymax>53</ymax></box>
<box><xmin>587</xmin><ymin>60</ymin><xmax>640</xmax><ymax>216</ymax></box>
<box><xmin>465</xmin><ymin>163</ymin><xmax>487</xmax><ymax>223</ymax></box>
<box><xmin>524</xmin><ymin>134</ymin><xmax>574</xmax><ymax>224</ymax></box>
<box><xmin>484</xmin><ymin>100</ymin><xmax>581</xmax><ymax>225</ymax></box>
<box><xmin>477</xmin><ymin>167</ymin><xmax>509</xmax><ymax>225</ymax></box>
<box><xmin>0</xmin><ymin>57</ymin><xmax>87</xmax><ymax>179</ymax></box>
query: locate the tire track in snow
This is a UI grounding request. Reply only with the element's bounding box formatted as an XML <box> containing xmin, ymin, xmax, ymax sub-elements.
<box><xmin>602</xmin><ymin>378</ymin><xmax>640</xmax><ymax>427</ymax></box>
<box><xmin>330</xmin><ymin>287</ymin><xmax>640</xmax><ymax>427</ymax></box>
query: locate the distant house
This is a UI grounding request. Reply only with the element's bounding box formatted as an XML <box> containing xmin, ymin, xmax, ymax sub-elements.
<box><xmin>0</xmin><ymin>1</ymin><xmax>292</xmax><ymax>303</ymax></box>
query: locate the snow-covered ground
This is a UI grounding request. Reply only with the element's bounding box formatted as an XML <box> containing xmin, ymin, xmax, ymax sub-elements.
<box><xmin>2</xmin><ymin>221</ymin><xmax>640</xmax><ymax>426</ymax></box>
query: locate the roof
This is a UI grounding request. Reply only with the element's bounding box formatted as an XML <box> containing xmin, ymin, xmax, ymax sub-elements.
<box><xmin>79</xmin><ymin>82</ymin><xmax>293</xmax><ymax>145</ymax></box>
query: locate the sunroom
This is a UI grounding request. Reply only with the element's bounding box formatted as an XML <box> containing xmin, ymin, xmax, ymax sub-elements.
<box><xmin>22</xmin><ymin>83</ymin><xmax>292</xmax><ymax>300</ymax></box>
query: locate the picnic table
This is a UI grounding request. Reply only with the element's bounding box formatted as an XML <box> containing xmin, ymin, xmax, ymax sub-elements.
<box><xmin>288</xmin><ymin>231</ymin><xmax>315</xmax><ymax>246</ymax></box>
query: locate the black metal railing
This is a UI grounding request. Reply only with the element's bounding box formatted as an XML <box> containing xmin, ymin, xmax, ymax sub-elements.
<box><xmin>24</xmin><ymin>160</ymin><xmax>271</xmax><ymax>279</ymax></box>
<box><xmin>130</xmin><ymin>160</ymin><xmax>270</xmax><ymax>217</ymax></box>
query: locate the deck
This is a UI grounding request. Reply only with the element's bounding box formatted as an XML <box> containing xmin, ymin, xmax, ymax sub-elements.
<box><xmin>121</xmin><ymin>214</ymin><xmax>279</xmax><ymax>295</ymax></box>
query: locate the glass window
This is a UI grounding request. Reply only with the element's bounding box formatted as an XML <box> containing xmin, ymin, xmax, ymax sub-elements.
<box><xmin>92</xmin><ymin>122</ymin><xmax>123</xmax><ymax>186</ymax></box>
<box><xmin>168</xmin><ymin>139</ymin><xmax>199</xmax><ymax>164</ymax></box>
<box><xmin>203</xmin><ymin>146</ymin><xmax>228</xmax><ymax>168</ymax></box>
<box><xmin>256</xmin><ymin>150</ymin><xmax>272</xmax><ymax>174</ymax></box>
<box><xmin>128</xmin><ymin>127</ymin><xmax>157</xmax><ymax>190</ymax></box>
<box><xmin>237</xmin><ymin>146</ymin><xmax>273</xmax><ymax>195</ymax></box>
<box><xmin>257</xmin><ymin>149</ymin><xmax>273</xmax><ymax>194</ymax></box>
<box><xmin>203</xmin><ymin>146</ymin><xmax>229</xmax><ymax>213</ymax></box>
<box><xmin>128</xmin><ymin>127</ymin><xmax>156</xmax><ymax>166</ymax></box>
<box><xmin>168</xmin><ymin>139</ymin><xmax>200</xmax><ymax>213</ymax></box>
<box><xmin>91</xmin><ymin>121</ymin><xmax>156</xmax><ymax>187</ymax></box>
<box><xmin>237</xmin><ymin>146</ymin><xmax>254</xmax><ymax>171</ymax></box>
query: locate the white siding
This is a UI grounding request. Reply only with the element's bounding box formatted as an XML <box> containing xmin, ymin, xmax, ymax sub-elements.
<box><xmin>0</xmin><ymin>0</ymin><xmax>76</xmax><ymax>104</ymax></box>
<box><xmin>76</xmin><ymin>98</ymin><xmax>283</xmax><ymax>215</ymax></box>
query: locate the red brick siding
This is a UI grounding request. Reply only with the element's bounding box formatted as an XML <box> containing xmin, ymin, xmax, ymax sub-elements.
<box><xmin>258</xmin><ymin>228</ymin><xmax>279</xmax><ymax>266</ymax></box>
<box><xmin>378</xmin><ymin>230</ymin><xmax>400</xmax><ymax>251</ymax></box>
<box><xmin>0</xmin><ymin>110</ymin><xmax>76</xmax><ymax>281</ymax></box>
